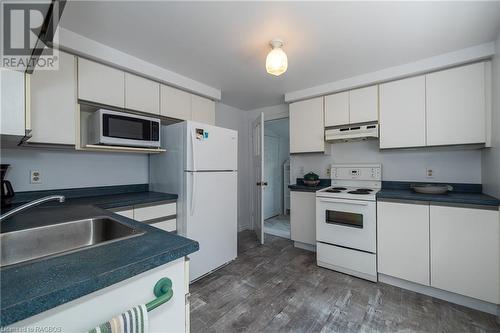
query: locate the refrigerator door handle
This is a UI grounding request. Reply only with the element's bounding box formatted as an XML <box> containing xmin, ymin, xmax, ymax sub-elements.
<box><xmin>190</xmin><ymin>172</ymin><xmax>196</xmax><ymax>215</ymax></box>
<box><xmin>190</xmin><ymin>127</ymin><xmax>196</xmax><ymax>172</ymax></box>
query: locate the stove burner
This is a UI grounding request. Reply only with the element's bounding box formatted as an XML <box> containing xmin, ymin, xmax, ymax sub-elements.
<box><xmin>326</xmin><ymin>189</ymin><xmax>342</xmax><ymax>193</ymax></box>
<box><xmin>356</xmin><ymin>188</ymin><xmax>373</xmax><ymax>192</ymax></box>
<box><xmin>331</xmin><ymin>187</ymin><xmax>347</xmax><ymax>191</ymax></box>
<box><xmin>348</xmin><ymin>190</ymin><xmax>371</xmax><ymax>195</ymax></box>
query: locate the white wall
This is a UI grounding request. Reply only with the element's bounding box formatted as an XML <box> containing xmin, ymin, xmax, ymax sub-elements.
<box><xmin>0</xmin><ymin>148</ymin><xmax>149</xmax><ymax>192</ymax></box>
<box><xmin>482</xmin><ymin>34</ymin><xmax>500</xmax><ymax>197</ymax></box>
<box><xmin>291</xmin><ymin>140</ymin><xmax>482</xmax><ymax>184</ymax></box>
<box><xmin>215</xmin><ymin>103</ymin><xmax>252</xmax><ymax>231</ymax></box>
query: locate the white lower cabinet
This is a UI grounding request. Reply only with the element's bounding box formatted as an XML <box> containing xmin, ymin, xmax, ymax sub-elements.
<box><xmin>290</xmin><ymin>191</ymin><xmax>316</xmax><ymax>246</ymax></box>
<box><xmin>7</xmin><ymin>258</ymin><xmax>188</xmax><ymax>333</ymax></box>
<box><xmin>377</xmin><ymin>201</ymin><xmax>430</xmax><ymax>286</ymax></box>
<box><xmin>430</xmin><ymin>205</ymin><xmax>500</xmax><ymax>304</ymax></box>
<box><xmin>377</xmin><ymin>200</ymin><xmax>500</xmax><ymax>305</ymax></box>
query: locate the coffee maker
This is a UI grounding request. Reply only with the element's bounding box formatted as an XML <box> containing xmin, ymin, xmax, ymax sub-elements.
<box><xmin>1</xmin><ymin>164</ymin><xmax>15</xmax><ymax>208</ymax></box>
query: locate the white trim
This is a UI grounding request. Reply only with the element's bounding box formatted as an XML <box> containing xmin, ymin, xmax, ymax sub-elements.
<box><xmin>293</xmin><ymin>241</ymin><xmax>316</xmax><ymax>252</ymax></box>
<box><xmin>378</xmin><ymin>273</ymin><xmax>500</xmax><ymax>315</ymax></box>
<box><xmin>285</xmin><ymin>42</ymin><xmax>496</xmax><ymax>103</ymax></box>
<box><xmin>55</xmin><ymin>28</ymin><xmax>221</xmax><ymax>101</ymax></box>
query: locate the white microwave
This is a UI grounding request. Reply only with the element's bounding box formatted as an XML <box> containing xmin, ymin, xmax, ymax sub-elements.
<box><xmin>89</xmin><ymin>109</ymin><xmax>161</xmax><ymax>148</ymax></box>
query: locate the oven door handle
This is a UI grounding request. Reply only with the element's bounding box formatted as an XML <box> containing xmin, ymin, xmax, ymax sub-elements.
<box><xmin>318</xmin><ymin>198</ymin><xmax>369</xmax><ymax>206</ymax></box>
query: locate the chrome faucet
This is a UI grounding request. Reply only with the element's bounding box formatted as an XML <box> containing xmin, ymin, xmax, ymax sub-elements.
<box><xmin>0</xmin><ymin>195</ymin><xmax>66</xmax><ymax>222</ymax></box>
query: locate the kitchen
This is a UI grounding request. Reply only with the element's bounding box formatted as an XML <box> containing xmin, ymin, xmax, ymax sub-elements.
<box><xmin>1</xmin><ymin>1</ymin><xmax>500</xmax><ymax>332</ymax></box>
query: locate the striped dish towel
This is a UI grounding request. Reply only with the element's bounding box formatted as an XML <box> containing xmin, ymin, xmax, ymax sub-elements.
<box><xmin>87</xmin><ymin>304</ymin><xmax>149</xmax><ymax>333</ymax></box>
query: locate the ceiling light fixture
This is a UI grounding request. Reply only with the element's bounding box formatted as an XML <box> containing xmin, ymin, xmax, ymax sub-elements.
<box><xmin>266</xmin><ymin>38</ymin><xmax>288</xmax><ymax>76</ymax></box>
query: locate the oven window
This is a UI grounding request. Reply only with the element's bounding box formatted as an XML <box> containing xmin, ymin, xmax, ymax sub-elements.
<box><xmin>325</xmin><ymin>210</ymin><xmax>363</xmax><ymax>228</ymax></box>
<box><xmin>103</xmin><ymin>114</ymin><xmax>151</xmax><ymax>141</ymax></box>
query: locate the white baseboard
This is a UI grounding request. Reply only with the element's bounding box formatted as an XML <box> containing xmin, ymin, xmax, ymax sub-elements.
<box><xmin>293</xmin><ymin>241</ymin><xmax>316</xmax><ymax>252</ymax></box>
<box><xmin>378</xmin><ymin>273</ymin><xmax>500</xmax><ymax>316</ymax></box>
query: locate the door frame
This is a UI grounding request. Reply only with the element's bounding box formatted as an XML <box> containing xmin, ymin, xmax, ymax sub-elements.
<box><xmin>252</xmin><ymin>112</ymin><xmax>264</xmax><ymax>244</ymax></box>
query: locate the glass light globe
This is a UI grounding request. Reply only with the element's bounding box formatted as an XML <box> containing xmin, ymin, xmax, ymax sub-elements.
<box><xmin>266</xmin><ymin>40</ymin><xmax>288</xmax><ymax>76</ymax></box>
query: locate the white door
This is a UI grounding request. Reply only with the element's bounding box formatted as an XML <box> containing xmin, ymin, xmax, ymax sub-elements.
<box><xmin>379</xmin><ymin>76</ymin><xmax>426</xmax><ymax>149</ymax></box>
<box><xmin>252</xmin><ymin>113</ymin><xmax>265</xmax><ymax>244</ymax></box>
<box><xmin>185</xmin><ymin>121</ymin><xmax>238</xmax><ymax>171</ymax></box>
<box><xmin>426</xmin><ymin>62</ymin><xmax>486</xmax><ymax>146</ymax></box>
<box><xmin>185</xmin><ymin>171</ymin><xmax>237</xmax><ymax>281</ymax></box>
<box><xmin>324</xmin><ymin>92</ymin><xmax>349</xmax><ymax>127</ymax></box>
<box><xmin>263</xmin><ymin>135</ymin><xmax>280</xmax><ymax>220</ymax></box>
<box><xmin>349</xmin><ymin>85</ymin><xmax>379</xmax><ymax>124</ymax></box>
<box><xmin>289</xmin><ymin>97</ymin><xmax>325</xmax><ymax>153</ymax></box>
<box><xmin>377</xmin><ymin>201</ymin><xmax>430</xmax><ymax>286</ymax></box>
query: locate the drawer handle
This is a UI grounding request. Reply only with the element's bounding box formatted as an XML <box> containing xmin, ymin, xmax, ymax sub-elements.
<box><xmin>146</xmin><ymin>278</ymin><xmax>173</xmax><ymax>312</ymax></box>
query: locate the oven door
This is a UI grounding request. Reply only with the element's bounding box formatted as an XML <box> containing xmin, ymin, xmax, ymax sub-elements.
<box><xmin>316</xmin><ymin>196</ymin><xmax>376</xmax><ymax>253</ymax></box>
<box><xmin>101</xmin><ymin>112</ymin><xmax>160</xmax><ymax>147</ymax></box>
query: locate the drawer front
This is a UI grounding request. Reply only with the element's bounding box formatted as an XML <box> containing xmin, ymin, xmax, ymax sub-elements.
<box><xmin>134</xmin><ymin>202</ymin><xmax>176</xmax><ymax>222</ymax></box>
<box><xmin>150</xmin><ymin>219</ymin><xmax>177</xmax><ymax>232</ymax></box>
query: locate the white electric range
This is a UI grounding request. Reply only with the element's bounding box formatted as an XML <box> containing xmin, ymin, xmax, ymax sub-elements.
<box><xmin>315</xmin><ymin>164</ymin><xmax>381</xmax><ymax>282</ymax></box>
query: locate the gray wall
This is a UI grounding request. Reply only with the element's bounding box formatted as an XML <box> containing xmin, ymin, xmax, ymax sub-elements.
<box><xmin>482</xmin><ymin>34</ymin><xmax>500</xmax><ymax>197</ymax></box>
<box><xmin>1</xmin><ymin>148</ymin><xmax>149</xmax><ymax>192</ymax></box>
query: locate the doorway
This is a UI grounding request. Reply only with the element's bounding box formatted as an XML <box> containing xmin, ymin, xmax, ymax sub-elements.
<box><xmin>263</xmin><ymin>117</ymin><xmax>290</xmax><ymax>239</ymax></box>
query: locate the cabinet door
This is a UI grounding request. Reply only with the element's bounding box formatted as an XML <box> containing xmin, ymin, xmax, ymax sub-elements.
<box><xmin>160</xmin><ymin>85</ymin><xmax>191</xmax><ymax>120</ymax></box>
<box><xmin>125</xmin><ymin>73</ymin><xmax>160</xmax><ymax>115</ymax></box>
<box><xmin>29</xmin><ymin>51</ymin><xmax>76</xmax><ymax>144</ymax></box>
<box><xmin>324</xmin><ymin>91</ymin><xmax>349</xmax><ymax>127</ymax></box>
<box><xmin>78</xmin><ymin>58</ymin><xmax>125</xmax><ymax>108</ymax></box>
<box><xmin>379</xmin><ymin>76</ymin><xmax>426</xmax><ymax>148</ymax></box>
<box><xmin>377</xmin><ymin>201</ymin><xmax>430</xmax><ymax>286</ymax></box>
<box><xmin>430</xmin><ymin>205</ymin><xmax>499</xmax><ymax>303</ymax></box>
<box><xmin>349</xmin><ymin>85</ymin><xmax>378</xmax><ymax>124</ymax></box>
<box><xmin>290</xmin><ymin>191</ymin><xmax>316</xmax><ymax>245</ymax></box>
<box><xmin>289</xmin><ymin>97</ymin><xmax>325</xmax><ymax>153</ymax></box>
<box><xmin>191</xmin><ymin>94</ymin><xmax>215</xmax><ymax>125</ymax></box>
<box><xmin>426</xmin><ymin>62</ymin><xmax>486</xmax><ymax>146</ymax></box>
<box><xmin>0</xmin><ymin>68</ymin><xmax>25</xmax><ymax>136</ymax></box>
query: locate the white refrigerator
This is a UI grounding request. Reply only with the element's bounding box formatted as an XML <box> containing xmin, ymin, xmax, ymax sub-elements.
<box><xmin>150</xmin><ymin>121</ymin><xmax>238</xmax><ymax>281</ymax></box>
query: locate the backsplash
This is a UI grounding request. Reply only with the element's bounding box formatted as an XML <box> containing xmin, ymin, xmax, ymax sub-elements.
<box><xmin>291</xmin><ymin>140</ymin><xmax>482</xmax><ymax>184</ymax></box>
<box><xmin>1</xmin><ymin>148</ymin><xmax>149</xmax><ymax>192</ymax></box>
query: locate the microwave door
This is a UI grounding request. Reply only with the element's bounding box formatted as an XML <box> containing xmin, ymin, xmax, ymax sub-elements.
<box><xmin>100</xmin><ymin>113</ymin><xmax>160</xmax><ymax>148</ymax></box>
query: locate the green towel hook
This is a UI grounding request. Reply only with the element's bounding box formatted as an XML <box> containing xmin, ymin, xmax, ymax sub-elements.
<box><xmin>145</xmin><ymin>277</ymin><xmax>173</xmax><ymax>312</ymax></box>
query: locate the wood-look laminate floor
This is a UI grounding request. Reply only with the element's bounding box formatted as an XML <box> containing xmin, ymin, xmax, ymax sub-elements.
<box><xmin>190</xmin><ymin>231</ymin><xmax>500</xmax><ymax>333</ymax></box>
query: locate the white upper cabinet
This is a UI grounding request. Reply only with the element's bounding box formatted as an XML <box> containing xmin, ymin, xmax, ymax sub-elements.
<box><xmin>377</xmin><ymin>201</ymin><xmax>430</xmax><ymax>286</ymax></box>
<box><xmin>160</xmin><ymin>84</ymin><xmax>191</xmax><ymax>120</ymax></box>
<box><xmin>78</xmin><ymin>58</ymin><xmax>125</xmax><ymax>108</ymax></box>
<box><xmin>29</xmin><ymin>51</ymin><xmax>76</xmax><ymax>145</ymax></box>
<box><xmin>0</xmin><ymin>68</ymin><xmax>25</xmax><ymax>137</ymax></box>
<box><xmin>349</xmin><ymin>85</ymin><xmax>379</xmax><ymax>124</ymax></box>
<box><xmin>379</xmin><ymin>76</ymin><xmax>426</xmax><ymax>148</ymax></box>
<box><xmin>289</xmin><ymin>97</ymin><xmax>325</xmax><ymax>153</ymax></box>
<box><xmin>191</xmin><ymin>94</ymin><xmax>215</xmax><ymax>125</ymax></box>
<box><xmin>430</xmin><ymin>205</ymin><xmax>499</xmax><ymax>304</ymax></box>
<box><xmin>125</xmin><ymin>73</ymin><xmax>160</xmax><ymax>115</ymax></box>
<box><xmin>324</xmin><ymin>91</ymin><xmax>349</xmax><ymax>127</ymax></box>
<box><xmin>426</xmin><ymin>62</ymin><xmax>486</xmax><ymax>146</ymax></box>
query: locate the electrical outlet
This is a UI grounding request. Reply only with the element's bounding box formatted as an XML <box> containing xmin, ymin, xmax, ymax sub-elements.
<box><xmin>426</xmin><ymin>168</ymin><xmax>434</xmax><ymax>179</ymax></box>
<box><xmin>326</xmin><ymin>168</ymin><xmax>331</xmax><ymax>176</ymax></box>
<box><xmin>30</xmin><ymin>170</ymin><xmax>41</xmax><ymax>184</ymax></box>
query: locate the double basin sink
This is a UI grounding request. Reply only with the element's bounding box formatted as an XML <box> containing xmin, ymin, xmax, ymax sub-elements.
<box><xmin>1</xmin><ymin>217</ymin><xmax>144</xmax><ymax>268</ymax></box>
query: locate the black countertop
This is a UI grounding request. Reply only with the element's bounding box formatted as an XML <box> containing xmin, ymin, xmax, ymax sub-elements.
<box><xmin>377</xmin><ymin>181</ymin><xmax>500</xmax><ymax>207</ymax></box>
<box><xmin>0</xmin><ymin>185</ymin><xmax>198</xmax><ymax>327</ymax></box>
<box><xmin>288</xmin><ymin>178</ymin><xmax>331</xmax><ymax>193</ymax></box>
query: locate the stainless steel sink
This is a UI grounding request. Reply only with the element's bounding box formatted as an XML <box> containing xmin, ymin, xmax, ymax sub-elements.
<box><xmin>0</xmin><ymin>217</ymin><xmax>144</xmax><ymax>267</ymax></box>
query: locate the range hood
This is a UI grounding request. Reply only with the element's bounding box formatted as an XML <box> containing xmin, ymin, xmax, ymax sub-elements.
<box><xmin>325</xmin><ymin>123</ymin><xmax>379</xmax><ymax>142</ymax></box>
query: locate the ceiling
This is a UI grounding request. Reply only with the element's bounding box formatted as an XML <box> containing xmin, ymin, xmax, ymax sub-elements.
<box><xmin>60</xmin><ymin>1</ymin><xmax>500</xmax><ymax>110</ymax></box>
